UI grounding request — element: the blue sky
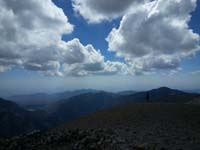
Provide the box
[0,0,200,96]
[54,0,123,62]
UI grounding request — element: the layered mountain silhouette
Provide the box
[122,87,199,103]
[0,87,199,138]
[49,92,121,122]
[8,89,102,110]
[48,87,199,122]
[117,90,137,96]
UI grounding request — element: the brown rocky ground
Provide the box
[1,103,200,150]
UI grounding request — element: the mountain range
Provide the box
[0,87,199,137]
[48,87,199,122]
[8,89,102,110]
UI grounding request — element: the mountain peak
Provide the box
[150,87,182,94]
[157,87,171,90]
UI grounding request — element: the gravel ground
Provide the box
[1,103,200,150]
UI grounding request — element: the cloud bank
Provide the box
[106,0,199,73]
[0,0,129,76]
[73,0,200,74]
[0,0,199,76]
[0,0,73,75]
[59,39,129,76]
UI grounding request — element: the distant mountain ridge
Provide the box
[49,92,121,122]
[8,89,103,110]
[117,90,137,95]
[1,87,199,137]
[48,87,200,122]
[8,87,199,111]
[123,87,199,103]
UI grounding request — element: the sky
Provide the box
[0,0,200,96]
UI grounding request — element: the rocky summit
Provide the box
[0,128,173,150]
[1,103,200,150]
[0,128,130,150]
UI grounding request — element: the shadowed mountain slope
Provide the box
[0,98,60,137]
[1,103,200,150]
[50,92,121,122]
[49,87,199,122]
[63,103,200,149]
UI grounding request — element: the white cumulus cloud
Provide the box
[1,0,199,76]
[0,0,73,75]
[106,0,200,73]
[59,39,129,76]
[0,0,129,76]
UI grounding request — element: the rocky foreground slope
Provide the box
[1,103,200,150]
